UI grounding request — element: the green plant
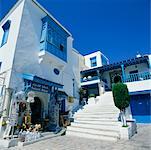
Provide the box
[112,83,130,110]
[68,96,74,103]
[112,82,130,126]
[1,120,7,126]
[122,125,129,127]
[89,94,95,98]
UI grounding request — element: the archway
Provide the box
[114,75,122,83]
[30,97,42,124]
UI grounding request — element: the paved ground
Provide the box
[1,124,151,150]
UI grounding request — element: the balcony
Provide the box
[124,72,151,83]
[40,16,70,63]
[124,72,151,93]
[81,76,99,82]
[81,76,100,86]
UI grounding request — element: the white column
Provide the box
[2,88,13,117]
[98,81,104,96]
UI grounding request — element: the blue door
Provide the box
[60,98,66,113]
[130,94,151,123]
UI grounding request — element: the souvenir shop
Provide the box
[3,74,67,142]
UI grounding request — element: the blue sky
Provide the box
[0,0,150,63]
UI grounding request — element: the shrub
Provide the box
[68,96,74,103]
[89,94,95,98]
[112,82,130,110]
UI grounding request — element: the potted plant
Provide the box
[68,96,74,103]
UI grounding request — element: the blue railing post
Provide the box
[121,64,126,82]
[125,71,151,82]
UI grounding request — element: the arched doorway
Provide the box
[30,97,42,124]
[114,75,122,83]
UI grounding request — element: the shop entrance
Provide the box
[30,97,42,124]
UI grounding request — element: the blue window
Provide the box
[40,16,69,62]
[90,56,97,67]
[1,20,11,47]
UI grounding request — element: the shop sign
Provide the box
[31,82,50,93]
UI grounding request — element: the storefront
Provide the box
[22,73,63,131]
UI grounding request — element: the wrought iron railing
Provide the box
[124,71,151,82]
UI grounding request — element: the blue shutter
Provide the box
[1,20,11,47]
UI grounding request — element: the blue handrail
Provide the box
[124,72,151,82]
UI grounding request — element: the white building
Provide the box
[0,0,150,141]
[81,51,151,123]
[0,0,82,134]
[84,50,109,69]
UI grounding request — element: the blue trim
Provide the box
[124,71,151,83]
[1,20,11,47]
[132,116,151,123]
[121,64,126,81]
[129,90,151,95]
[81,55,149,74]
[22,73,63,88]
[40,16,70,62]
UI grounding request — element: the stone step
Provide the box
[75,118,118,122]
[83,106,117,110]
[81,107,118,112]
[67,126,119,137]
[74,116,118,120]
[74,114,119,119]
[75,112,118,116]
[78,111,119,114]
[66,130,118,142]
[77,106,116,109]
[73,120,119,126]
[70,123,119,132]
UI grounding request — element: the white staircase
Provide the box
[66,92,121,141]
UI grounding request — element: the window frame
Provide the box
[1,20,11,47]
[90,56,97,67]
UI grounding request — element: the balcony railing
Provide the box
[124,71,151,83]
[81,76,99,83]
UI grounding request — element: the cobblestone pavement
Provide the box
[1,124,151,150]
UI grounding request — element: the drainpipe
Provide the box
[121,64,126,82]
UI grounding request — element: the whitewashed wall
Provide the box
[84,51,102,69]
[125,63,149,74]
[126,79,151,92]
[8,0,75,96]
[0,0,83,114]
[0,0,25,88]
